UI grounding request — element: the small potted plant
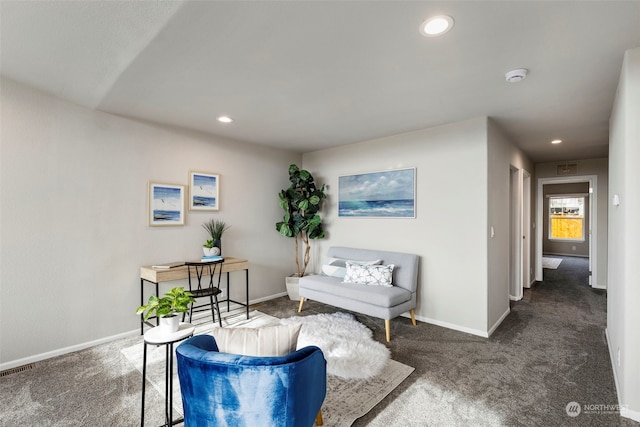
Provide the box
[202,218,230,256]
[136,287,196,333]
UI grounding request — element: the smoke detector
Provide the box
[505,68,528,83]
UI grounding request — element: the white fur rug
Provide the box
[281,312,390,379]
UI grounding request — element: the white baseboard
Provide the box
[605,329,640,422]
[488,307,511,337]
[411,313,490,338]
[605,328,620,400]
[407,306,509,339]
[605,329,625,419]
[621,407,640,423]
[0,293,289,372]
[0,329,139,372]
[543,252,589,258]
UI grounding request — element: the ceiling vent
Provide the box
[557,163,578,176]
[505,68,528,83]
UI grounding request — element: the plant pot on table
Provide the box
[159,315,180,333]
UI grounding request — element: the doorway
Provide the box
[536,175,597,287]
[522,171,532,288]
[509,167,531,300]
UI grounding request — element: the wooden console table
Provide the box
[140,257,249,334]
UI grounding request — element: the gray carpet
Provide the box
[1,255,637,426]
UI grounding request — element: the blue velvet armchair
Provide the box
[176,335,327,427]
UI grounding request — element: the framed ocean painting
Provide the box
[189,171,219,211]
[148,182,185,226]
[338,168,416,218]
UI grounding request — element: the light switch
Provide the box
[612,194,620,206]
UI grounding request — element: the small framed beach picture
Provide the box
[148,182,185,226]
[338,168,416,218]
[189,171,219,211]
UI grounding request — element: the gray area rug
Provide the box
[121,310,414,426]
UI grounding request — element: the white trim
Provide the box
[621,407,640,423]
[536,175,598,286]
[410,313,490,338]
[547,194,587,242]
[605,329,621,404]
[509,166,523,300]
[0,329,139,372]
[0,293,289,372]
[522,171,532,289]
[487,307,511,336]
[545,193,590,198]
[547,237,587,243]
[605,329,640,422]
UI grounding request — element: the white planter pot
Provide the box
[285,275,301,301]
[203,246,220,257]
[159,315,180,333]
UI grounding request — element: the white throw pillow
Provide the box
[210,323,302,356]
[343,262,395,287]
[321,256,382,279]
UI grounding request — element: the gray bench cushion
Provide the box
[299,275,411,307]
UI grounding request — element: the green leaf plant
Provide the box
[136,287,196,321]
[202,219,230,246]
[275,164,327,277]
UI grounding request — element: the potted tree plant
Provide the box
[275,164,327,300]
[202,218,230,256]
[136,287,196,333]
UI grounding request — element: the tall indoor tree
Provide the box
[276,164,327,277]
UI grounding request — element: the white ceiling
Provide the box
[2,1,639,163]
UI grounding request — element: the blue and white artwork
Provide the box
[190,171,219,211]
[149,183,184,226]
[339,168,415,218]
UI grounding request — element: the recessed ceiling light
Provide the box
[420,15,454,37]
[551,139,562,144]
[217,115,233,123]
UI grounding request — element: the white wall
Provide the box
[608,47,640,422]
[0,78,300,367]
[535,158,608,287]
[487,119,533,331]
[303,117,496,336]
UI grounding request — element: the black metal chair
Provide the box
[184,260,224,327]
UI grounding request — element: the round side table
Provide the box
[141,323,195,427]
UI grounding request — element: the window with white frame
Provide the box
[549,197,585,241]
